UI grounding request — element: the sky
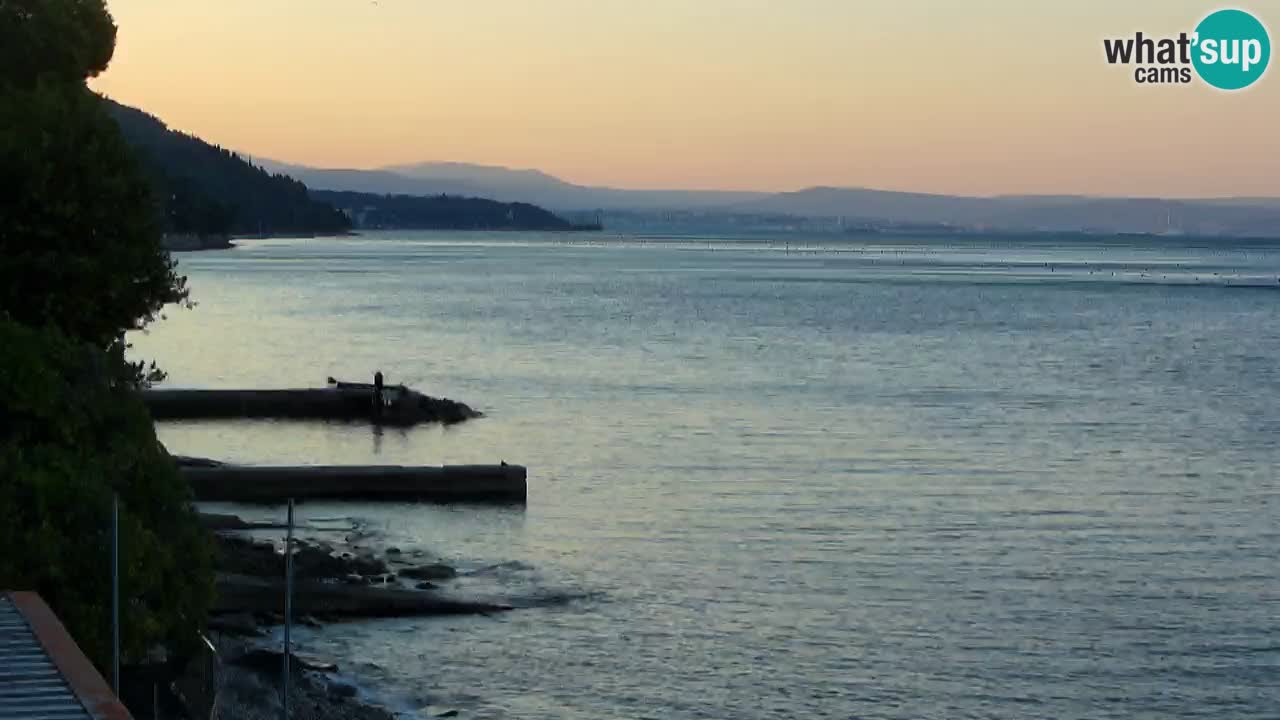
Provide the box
[91,0,1279,197]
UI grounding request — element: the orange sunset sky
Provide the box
[91,0,1279,197]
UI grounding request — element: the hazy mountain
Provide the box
[252,160,481,197]
[256,159,766,211]
[741,187,1280,236]
[255,158,1280,236]
[385,161,572,192]
[737,187,993,225]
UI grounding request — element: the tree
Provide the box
[0,1,187,348]
[0,321,213,667]
[0,0,116,85]
[0,0,212,671]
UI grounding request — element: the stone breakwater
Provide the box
[144,385,481,426]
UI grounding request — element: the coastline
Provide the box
[162,233,235,252]
[199,520,482,719]
[141,235,1280,719]
[163,231,366,253]
[210,632,400,720]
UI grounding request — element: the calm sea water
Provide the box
[131,232,1280,719]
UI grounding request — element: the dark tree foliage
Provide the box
[0,321,213,668]
[0,81,187,347]
[0,0,116,84]
[0,0,187,348]
[313,189,580,230]
[107,100,352,237]
[0,0,213,673]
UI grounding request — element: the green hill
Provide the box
[105,99,599,240]
[312,190,597,231]
[105,98,350,239]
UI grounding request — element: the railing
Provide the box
[171,633,222,720]
[110,495,294,719]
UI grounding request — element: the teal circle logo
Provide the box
[1192,9,1271,90]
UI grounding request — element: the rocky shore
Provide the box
[209,531,504,623]
[197,520,495,718]
[204,635,400,720]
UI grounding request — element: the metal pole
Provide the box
[112,494,120,695]
[282,499,294,720]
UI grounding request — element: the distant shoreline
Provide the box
[164,231,370,252]
[840,227,1280,244]
[161,233,234,252]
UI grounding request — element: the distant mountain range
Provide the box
[746,188,1280,237]
[256,159,767,211]
[259,158,1280,237]
[104,101,592,242]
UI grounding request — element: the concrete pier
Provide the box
[182,463,527,503]
[143,385,479,425]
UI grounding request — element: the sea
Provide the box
[129,231,1280,720]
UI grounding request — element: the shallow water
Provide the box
[133,232,1280,719]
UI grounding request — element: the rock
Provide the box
[414,581,437,591]
[295,653,338,672]
[344,574,368,585]
[399,564,457,581]
[349,553,391,577]
[293,542,338,572]
[328,679,358,699]
[230,648,337,675]
[434,710,460,718]
[216,535,336,579]
[208,612,263,637]
[198,512,285,531]
[213,636,397,720]
[386,547,402,555]
[417,394,482,424]
[214,573,511,617]
[213,534,286,577]
[214,534,390,582]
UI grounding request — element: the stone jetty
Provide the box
[143,382,479,425]
[182,463,527,503]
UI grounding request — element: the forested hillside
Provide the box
[106,99,350,237]
[312,190,596,231]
